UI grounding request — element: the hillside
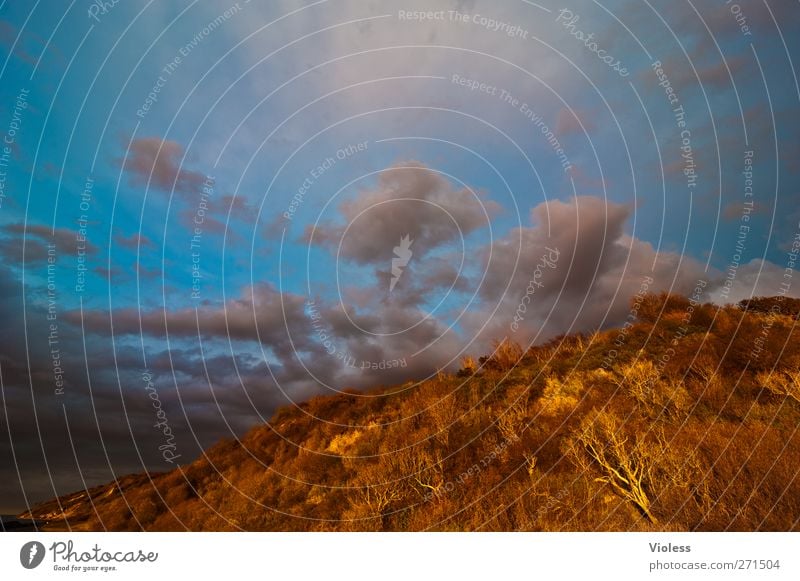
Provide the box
[21,294,800,531]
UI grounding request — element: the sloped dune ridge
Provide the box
[22,294,800,531]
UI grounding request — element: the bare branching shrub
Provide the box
[658,380,691,418]
[690,354,721,389]
[565,410,709,525]
[357,478,403,516]
[756,369,800,403]
[616,360,659,399]
[343,461,404,530]
[426,392,459,448]
[565,410,660,523]
[495,383,531,441]
[395,442,446,499]
[497,402,526,443]
[489,338,523,371]
[523,453,538,482]
[688,353,726,405]
[410,379,459,448]
[616,360,690,419]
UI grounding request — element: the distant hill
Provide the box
[22,294,800,531]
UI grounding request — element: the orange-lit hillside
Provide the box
[23,294,800,531]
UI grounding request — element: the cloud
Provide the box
[556,107,595,136]
[478,196,631,303]
[310,299,462,385]
[461,195,798,351]
[65,193,779,402]
[694,56,749,87]
[262,213,289,242]
[178,206,226,235]
[120,137,207,195]
[135,261,161,281]
[93,265,124,279]
[707,259,799,305]
[682,0,797,39]
[723,201,768,221]
[67,283,313,357]
[643,53,750,105]
[115,233,156,251]
[370,253,473,309]
[0,223,97,264]
[67,278,458,393]
[218,194,257,221]
[0,19,62,67]
[305,161,499,264]
[461,196,712,348]
[0,264,198,514]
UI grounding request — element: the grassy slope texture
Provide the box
[21,294,800,531]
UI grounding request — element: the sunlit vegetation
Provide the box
[24,294,800,531]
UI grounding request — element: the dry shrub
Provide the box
[488,338,524,371]
[410,380,459,448]
[458,354,478,376]
[428,394,459,448]
[537,373,584,416]
[636,292,692,323]
[394,440,447,500]
[688,351,725,404]
[496,383,531,441]
[341,460,403,531]
[327,429,364,455]
[756,368,800,404]
[616,360,690,419]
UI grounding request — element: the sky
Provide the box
[0,0,798,513]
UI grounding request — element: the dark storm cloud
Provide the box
[365,253,472,311]
[0,267,311,513]
[305,161,500,264]
[0,264,173,513]
[69,271,460,393]
[67,283,313,355]
[461,196,712,348]
[479,196,632,303]
[314,300,461,385]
